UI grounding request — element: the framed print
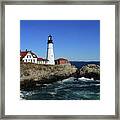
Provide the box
[0,0,120,119]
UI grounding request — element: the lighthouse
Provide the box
[46,35,55,65]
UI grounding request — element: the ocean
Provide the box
[20,77,100,100]
[70,61,100,68]
[20,61,100,100]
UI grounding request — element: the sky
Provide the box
[20,20,100,61]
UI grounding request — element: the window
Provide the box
[27,59,30,62]
[27,55,31,58]
[33,59,35,63]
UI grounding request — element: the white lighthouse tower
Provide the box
[46,35,55,65]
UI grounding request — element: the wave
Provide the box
[20,76,100,100]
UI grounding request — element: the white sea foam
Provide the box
[78,77,94,81]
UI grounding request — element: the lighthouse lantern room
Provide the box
[46,35,55,65]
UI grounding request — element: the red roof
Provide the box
[20,51,28,58]
[37,58,43,61]
[37,58,48,61]
[20,51,37,58]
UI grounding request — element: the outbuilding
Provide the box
[55,58,70,65]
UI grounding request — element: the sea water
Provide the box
[20,77,100,100]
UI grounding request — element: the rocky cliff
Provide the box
[75,64,100,80]
[20,63,100,90]
[20,62,77,90]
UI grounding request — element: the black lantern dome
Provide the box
[48,35,53,44]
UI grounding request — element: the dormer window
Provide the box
[27,55,31,58]
[33,55,36,57]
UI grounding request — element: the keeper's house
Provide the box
[55,58,70,65]
[20,50,46,64]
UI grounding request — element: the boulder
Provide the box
[75,64,100,80]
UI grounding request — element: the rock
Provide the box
[20,62,77,90]
[75,64,100,80]
[20,63,100,90]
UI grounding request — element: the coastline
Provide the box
[20,62,100,90]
